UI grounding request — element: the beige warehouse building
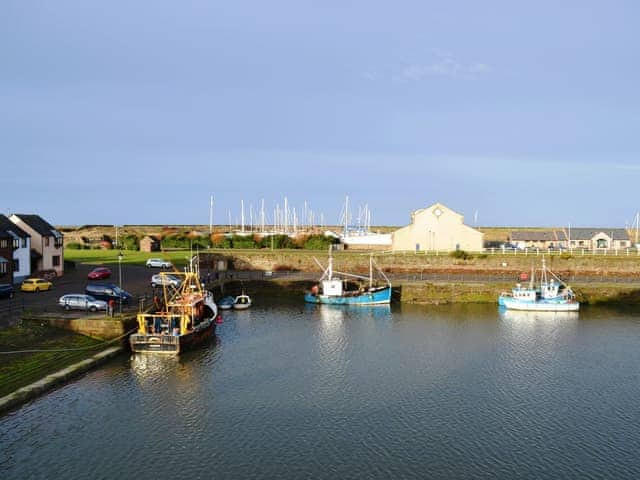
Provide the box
[392,202,484,252]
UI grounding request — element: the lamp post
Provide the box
[118,251,123,315]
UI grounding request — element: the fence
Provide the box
[384,247,640,257]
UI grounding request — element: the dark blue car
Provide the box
[0,284,15,299]
[85,283,132,304]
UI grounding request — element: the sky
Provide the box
[2,0,640,228]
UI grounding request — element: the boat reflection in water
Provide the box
[307,303,392,323]
[499,307,579,324]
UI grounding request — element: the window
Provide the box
[0,262,6,274]
[13,259,19,272]
[52,255,60,267]
[12,238,19,249]
[0,239,7,248]
[54,238,63,249]
[45,237,50,247]
[596,239,608,248]
[22,238,27,248]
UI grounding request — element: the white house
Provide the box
[10,214,64,277]
[0,214,31,283]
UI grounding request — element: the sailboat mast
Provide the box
[209,195,214,234]
[241,200,245,233]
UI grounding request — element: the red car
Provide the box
[88,267,112,280]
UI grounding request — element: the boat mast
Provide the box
[209,195,214,234]
[529,263,534,289]
[541,257,548,285]
[241,200,245,233]
[369,253,373,289]
[328,245,333,281]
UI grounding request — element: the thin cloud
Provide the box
[396,55,491,81]
[363,51,491,82]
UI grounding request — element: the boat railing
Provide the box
[130,334,179,345]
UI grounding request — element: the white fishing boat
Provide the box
[232,292,252,310]
[498,258,579,312]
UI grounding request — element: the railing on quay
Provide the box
[384,247,640,257]
[206,269,640,287]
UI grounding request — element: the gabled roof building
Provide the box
[0,214,31,283]
[10,214,64,277]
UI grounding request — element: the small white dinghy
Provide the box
[232,293,252,310]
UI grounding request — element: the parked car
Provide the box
[85,283,132,304]
[146,258,173,268]
[21,278,53,292]
[59,294,108,312]
[0,284,15,299]
[88,267,112,280]
[151,273,182,288]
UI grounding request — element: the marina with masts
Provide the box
[208,194,387,243]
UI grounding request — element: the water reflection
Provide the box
[498,308,580,324]
[4,305,640,480]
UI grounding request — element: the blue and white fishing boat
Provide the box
[304,250,392,305]
[498,258,579,312]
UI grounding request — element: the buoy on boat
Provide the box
[216,315,223,324]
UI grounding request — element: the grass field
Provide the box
[0,320,105,398]
[64,249,196,267]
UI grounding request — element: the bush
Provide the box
[450,250,472,260]
[120,234,139,251]
[302,234,338,250]
[162,233,209,250]
[66,242,82,250]
[211,234,233,248]
[231,235,258,249]
[259,234,296,249]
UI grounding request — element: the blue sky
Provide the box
[2,1,639,227]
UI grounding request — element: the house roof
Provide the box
[0,214,30,240]
[565,228,630,241]
[510,230,561,241]
[141,235,160,242]
[12,214,62,238]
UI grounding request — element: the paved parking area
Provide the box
[1,262,166,325]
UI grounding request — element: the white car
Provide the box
[145,258,172,269]
[59,294,108,312]
[151,273,182,288]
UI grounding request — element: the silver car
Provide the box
[151,273,182,288]
[146,258,172,268]
[59,294,108,312]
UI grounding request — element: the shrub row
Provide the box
[65,233,338,251]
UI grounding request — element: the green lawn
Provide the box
[64,249,197,267]
[0,320,105,397]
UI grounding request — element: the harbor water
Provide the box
[3,302,640,479]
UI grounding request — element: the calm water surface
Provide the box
[2,302,640,479]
